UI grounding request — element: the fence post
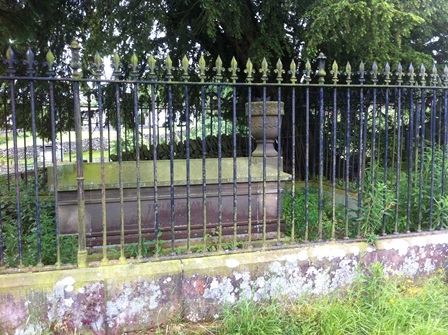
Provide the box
[70,41,87,268]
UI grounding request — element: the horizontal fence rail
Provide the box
[0,43,447,270]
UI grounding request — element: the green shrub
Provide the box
[282,187,333,242]
[358,145,448,237]
[0,174,77,267]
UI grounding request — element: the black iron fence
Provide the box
[1,43,447,270]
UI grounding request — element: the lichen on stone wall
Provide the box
[199,252,360,311]
[106,280,162,331]
[0,233,447,333]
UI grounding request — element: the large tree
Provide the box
[2,0,447,77]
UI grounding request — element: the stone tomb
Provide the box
[47,158,291,246]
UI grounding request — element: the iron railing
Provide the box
[0,43,447,270]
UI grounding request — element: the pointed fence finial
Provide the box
[5,46,17,74]
[289,59,297,84]
[24,48,36,76]
[112,52,122,78]
[45,49,56,77]
[92,51,103,78]
[129,52,139,78]
[182,55,190,81]
[431,62,438,86]
[384,62,391,85]
[345,61,352,85]
[358,61,365,84]
[371,61,378,84]
[148,55,157,79]
[419,63,427,86]
[165,55,173,81]
[304,60,312,83]
[331,60,339,84]
[396,62,403,85]
[214,55,224,82]
[229,56,238,83]
[408,63,416,85]
[260,57,269,83]
[199,55,207,82]
[245,58,254,82]
[443,65,448,87]
[275,58,284,83]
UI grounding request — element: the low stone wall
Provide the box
[0,232,447,334]
[0,138,108,160]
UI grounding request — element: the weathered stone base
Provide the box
[1,232,447,334]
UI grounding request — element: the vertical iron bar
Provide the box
[88,94,93,162]
[29,75,42,266]
[107,118,111,161]
[22,99,27,185]
[47,61,60,266]
[391,105,397,176]
[357,86,365,238]
[3,91,10,191]
[443,88,448,198]
[140,106,144,150]
[442,88,448,230]
[217,85,223,250]
[429,88,437,231]
[247,88,253,249]
[406,90,414,233]
[68,125,72,162]
[414,96,420,174]
[382,88,390,234]
[96,80,107,265]
[185,85,191,253]
[262,88,267,247]
[276,89,282,244]
[115,82,125,263]
[147,105,152,150]
[395,88,402,234]
[331,87,337,240]
[318,86,324,241]
[201,85,207,252]
[70,41,87,268]
[0,91,3,266]
[232,85,238,249]
[305,86,310,242]
[418,89,426,232]
[133,81,142,258]
[438,96,442,146]
[151,83,159,256]
[10,75,22,266]
[371,89,377,186]
[58,104,63,162]
[41,124,45,172]
[168,83,175,254]
[345,88,351,239]
[291,87,296,243]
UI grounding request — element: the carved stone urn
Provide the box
[245,101,284,157]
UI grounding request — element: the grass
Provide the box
[150,264,448,335]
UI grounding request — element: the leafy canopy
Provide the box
[1,0,447,75]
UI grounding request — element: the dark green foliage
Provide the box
[359,145,448,238]
[0,174,77,267]
[110,134,254,161]
[282,187,334,242]
[283,146,448,243]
